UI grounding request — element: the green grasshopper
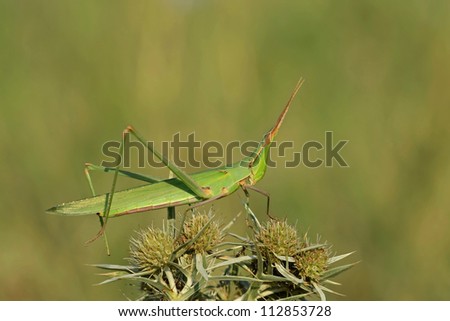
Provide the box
[47,78,304,250]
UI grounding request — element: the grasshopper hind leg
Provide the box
[83,163,111,255]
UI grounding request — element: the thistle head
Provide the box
[255,219,300,258]
[128,226,175,274]
[178,212,223,253]
[295,246,329,282]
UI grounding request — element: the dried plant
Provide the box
[93,206,356,300]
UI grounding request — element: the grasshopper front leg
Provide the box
[241,184,274,219]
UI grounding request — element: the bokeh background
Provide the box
[1,0,449,300]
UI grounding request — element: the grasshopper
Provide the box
[47,79,304,251]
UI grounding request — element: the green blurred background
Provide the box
[1,0,449,300]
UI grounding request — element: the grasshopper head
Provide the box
[245,78,304,183]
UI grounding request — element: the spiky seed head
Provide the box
[129,226,175,274]
[256,219,300,258]
[179,212,222,253]
[295,247,329,282]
